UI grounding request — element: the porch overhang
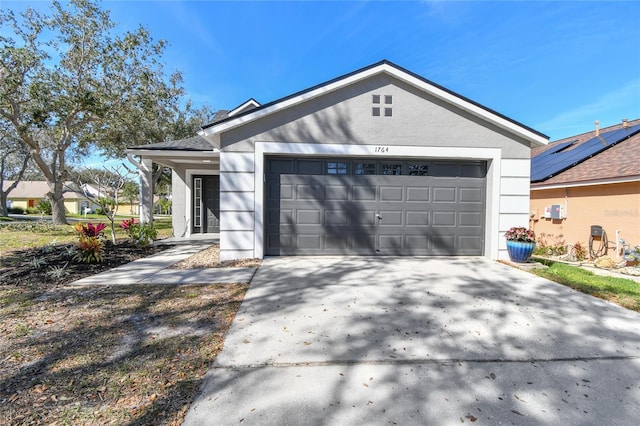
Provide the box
[126,149,220,169]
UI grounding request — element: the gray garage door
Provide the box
[265,157,486,256]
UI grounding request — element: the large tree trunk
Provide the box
[47,180,67,225]
[0,191,8,217]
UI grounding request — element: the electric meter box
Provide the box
[550,204,561,219]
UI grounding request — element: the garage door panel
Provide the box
[325,234,349,250]
[406,211,429,226]
[297,210,321,225]
[297,234,321,250]
[459,211,482,227]
[406,186,430,202]
[379,235,403,250]
[459,187,483,203]
[296,184,323,200]
[430,233,457,255]
[459,236,484,253]
[353,185,376,200]
[278,184,293,200]
[325,210,349,225]
[325,185,349,200]
[380,186,403,201]
[379,210,403,226]
[351,233,377,250]
[432,211,456,226]
[433,187,457,202]
[266,157,485,256]
[406,234,430,250]
[351,210,377,226]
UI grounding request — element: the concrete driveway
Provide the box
[184,257,640,425]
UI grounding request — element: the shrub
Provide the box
[8,206,25,214]
[569,241,588,261]
[534,232,567,256]
[36,199,52,215]
[26,207,39,214]
[120,217,157,246]
[74,222,107,263]
[74,236,105,263]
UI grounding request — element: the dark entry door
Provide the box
[193,175,220,233]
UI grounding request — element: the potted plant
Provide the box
[505,226,536,263]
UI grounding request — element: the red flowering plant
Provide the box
[120,217,136,231]
[120,217,157,246]
[504,227,536,243]
[73,222,107,263]
[75,222,107,238]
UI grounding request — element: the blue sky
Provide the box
[5,0,640,145]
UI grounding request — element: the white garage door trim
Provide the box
[254,142,502,259]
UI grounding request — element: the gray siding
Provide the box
[220,74,531,159]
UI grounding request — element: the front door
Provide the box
[192,175,220,233]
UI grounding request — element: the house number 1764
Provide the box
[374,146,389,153]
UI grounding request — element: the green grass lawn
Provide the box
[0,216,173,253]
[530,258,640,312]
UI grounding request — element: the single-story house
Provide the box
[128,60,548,261]
[1,180,142,215]
[2,181,101,214]
[530,118,640,249]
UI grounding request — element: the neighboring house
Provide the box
[128,60,548,261]
[2,181,100,214]
[530,119,640,249]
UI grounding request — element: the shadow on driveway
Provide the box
[184,257,640,425]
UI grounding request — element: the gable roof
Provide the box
[200,60,549,147]
[531,118,640,188]
[2,181,88,199]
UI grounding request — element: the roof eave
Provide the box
[531,175,640,190]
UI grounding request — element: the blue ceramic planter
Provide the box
[506,241,536,263]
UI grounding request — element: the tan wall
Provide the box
[64,200,79,214]
[9,200,29,210]
[530,182,640,248]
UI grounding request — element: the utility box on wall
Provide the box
[550,204,562,219]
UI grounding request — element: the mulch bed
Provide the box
[0,240,172,289]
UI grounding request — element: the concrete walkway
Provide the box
[184,256,640,425]
[70,235,256,285]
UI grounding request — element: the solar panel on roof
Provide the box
[530,123,640,182]
[599,123,640,145]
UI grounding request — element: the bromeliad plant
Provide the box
[74,222,107,263]
[120,217,157,246]
[505,226,536,243]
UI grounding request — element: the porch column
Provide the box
[139,158,154,223]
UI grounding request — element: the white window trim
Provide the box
[254,142,502,259]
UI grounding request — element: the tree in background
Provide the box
[0,0,185,224]
[0,119,31,216]
[85,165,133,243]
[121,181,139,215]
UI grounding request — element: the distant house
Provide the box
[530,119,640,249]
[3,181,101,214]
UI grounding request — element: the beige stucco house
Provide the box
[530,119,640,253]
